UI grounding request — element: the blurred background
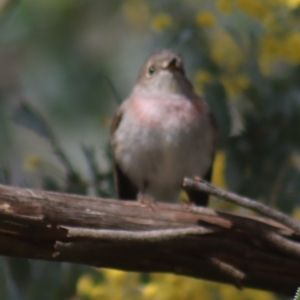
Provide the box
[0,0,300,299]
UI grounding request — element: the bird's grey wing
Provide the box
[111,108,138,200]
[185,111,217,206]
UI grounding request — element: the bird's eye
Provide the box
[148,66,155,75]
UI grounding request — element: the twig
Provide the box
[64,226,214,241]
[183,177,300,233]
[209,257,245,288]
[263,231,300,258]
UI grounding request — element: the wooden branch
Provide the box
[0,183,299,296]
[183,177,300,233]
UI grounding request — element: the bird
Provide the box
[111,49,216,206]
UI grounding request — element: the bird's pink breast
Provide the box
[129,96,203,129]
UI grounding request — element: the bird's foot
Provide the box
[193,175,201,181]
[137,193,156,211]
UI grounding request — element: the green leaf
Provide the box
[81,144,114,197]
[12,102,52,140]
[12,102,77,175]
[294,287,300,300]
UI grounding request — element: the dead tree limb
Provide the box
[0,183,299,296]
[184,177,300,233]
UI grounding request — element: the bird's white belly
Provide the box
[113,110,213,202]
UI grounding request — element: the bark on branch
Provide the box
[0,182,299,296]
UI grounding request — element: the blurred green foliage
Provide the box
[0,0,300,299]
[294,287,300,300]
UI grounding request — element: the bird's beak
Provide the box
[163,58,180,73]
[166,58,178,72]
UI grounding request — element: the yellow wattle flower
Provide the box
[237,0,268,20]
[209,31,245,72]
[121,0,150,30]
[195,70,214,84]
[76,275,93,296]
[283,32,300,64]
[23,154,42,173]
[212,151,226,188]
[194,70,214,96]
[216,0,232,15]
[151,13,172,32]
[195,11,216,27]
[286,0,300,8]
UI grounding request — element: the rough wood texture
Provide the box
[0,183,299,296]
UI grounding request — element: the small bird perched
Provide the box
[111,49,216,206]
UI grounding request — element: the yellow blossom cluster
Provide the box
[23,154,64,180]
[259,32,300,75]
[23,154,43,173]
[236,0,268,20]
[195,11,216,27]
[76,269,278,300]
[194,70,214,95]
[286,0,300,8]
[209,31,245,73]
[221,74,250,97]
[151,13,172,32]
[121,0,150,30]
[212,151,227,188]
[191,1,300,82]
[216,0,232,15]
